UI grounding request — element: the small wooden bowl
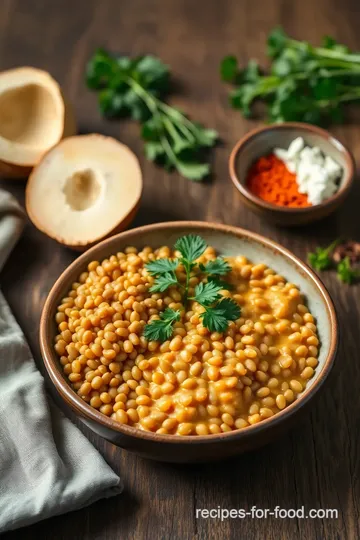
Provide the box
[229,122,355,226]
[40,222,338,462]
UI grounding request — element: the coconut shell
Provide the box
[0,68,76,179]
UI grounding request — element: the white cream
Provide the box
[274,137,342,205]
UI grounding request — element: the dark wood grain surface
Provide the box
[1,1,359,538]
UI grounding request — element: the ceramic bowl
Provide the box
[229,122,355,226]
[40,222,338,462]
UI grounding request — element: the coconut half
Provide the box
[26,134,143,249]
[0,67,75,178]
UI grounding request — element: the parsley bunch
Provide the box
[143,234,240,341]
[308,240,360,284]
[86,49,218,181]
[221,27,360,125]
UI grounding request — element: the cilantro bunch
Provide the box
[86,49,217,181]
[221,27,360,125]
[143,234,240,341]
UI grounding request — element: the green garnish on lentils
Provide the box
[221,27,360,125]
[86,49,218,181]
[143,234,240,341]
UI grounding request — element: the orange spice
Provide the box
[246,154,310,208]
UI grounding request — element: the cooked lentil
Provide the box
[54,245,320,436]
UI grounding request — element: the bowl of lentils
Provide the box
[40,221,338,462]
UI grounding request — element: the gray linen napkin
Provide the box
[0,190,122,533]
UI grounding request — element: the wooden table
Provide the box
[1,0,359,538]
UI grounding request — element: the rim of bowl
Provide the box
[40,221,338,445]
[229,122,355,214]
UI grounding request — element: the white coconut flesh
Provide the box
[0,67,64,166]
[26,135,143,246]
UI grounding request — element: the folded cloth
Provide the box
[0,190,122,533]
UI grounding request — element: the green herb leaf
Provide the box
[220,55,238,82]
[194,127,218,147]
[123,91,150,121]
[174,234,207,262]
[86,48,115,89]
[308,240,339,271]
[144,141,165,161]
[243,60,261,83]
[149,272,179,292]
[200,298,241,333]
[134,55,169,96]
[311,77,338,101]
[207,275,234,291]
[322,35,350,54]
[216,297,241,320]
[222,28,360,125]
[322,36,337,49]
[308,249,333,271]
[336,256,360,284]
[146,258,179,275]
[200,258,232,276]
[146,257,180,293]
[267,27,288,58]
[193,281,223,306]
[87,50,217,181]
[143,308,181,341]
[141,116,163,141]
[176,161,210,181]
[98,89,121,116]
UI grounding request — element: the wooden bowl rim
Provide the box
[229,121,355,214]
[40,220,338,445]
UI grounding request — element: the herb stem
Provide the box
[313,47,360,65]
[128,83,196,143]
[126,78,180,167]
[317,60,360,70]
[286,38,360,63]
[162,116,184,146]
[182,261,191,308]
[324,239,341,255]
[158,102,197,142]
[259,68,360,90]
[125,76,158,111]
[158,128,180,167]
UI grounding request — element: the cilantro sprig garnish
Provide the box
[336,257,360,284]
[142,308,181,341]
[86,49,217,181]
[308,240,339,271]
[199,258,232,275]
[200,298,241,333]
[143,234,240,341]
[221,27,360,125]
[191,280,223,305]
[308,240,360,284]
